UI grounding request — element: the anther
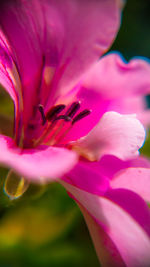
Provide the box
[54,115,72,122]
[46,104,66,121]
[65,101,80,118]
[72,109,91,125]
[38,104,46,125]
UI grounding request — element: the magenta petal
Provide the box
[138,110,150,128]
[95,155,130,179]
[62,87,111,142]
[75,111,145,161]
[61,181,150,267]
[105,188,150,236]
[111,167,150,203]
[0,1,44,126]
[44,0,121,102]
[0,30,20,105]
[0,135,78,181]
[0,33,24,139]
[82,53,150,99]
[0,0,121,97]
[80,205,126,267]
[63,160,109,195]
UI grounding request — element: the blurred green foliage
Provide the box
[0,0,150,266]
[112,0,150,59]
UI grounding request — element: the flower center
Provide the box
[33,101,91,147]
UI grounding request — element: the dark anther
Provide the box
[72,109,91,125]
[38,104,46,125]
[65,101,80,118]
[54,115,72,122]
[46,104,66,121]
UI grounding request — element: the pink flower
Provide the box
[0,1,150,266]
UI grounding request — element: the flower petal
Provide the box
[62,87,111,142]
[82,53,150,99]
[0,1,44,127]
[0,0,121,103]
[138,110,150,128]
[61,181,150,267]
[105,189,150,236]
[79,204,126,267]
[0,135,78,181]
[75,111,145,161]
[48,0,121,100]
[0,29,21,105]
[62,53,150,142]
[111,167,150,203]
[63,160,109,195]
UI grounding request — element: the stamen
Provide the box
[65,101,80,118]
[72,109,91,125]
[54,109,91,145]
[34,102,91,147]
[54,115,72,122]
[38,104,46,125]
[46,104,66,121]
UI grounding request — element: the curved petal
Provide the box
[0,1,44,127]
[0,31,24,141]
[138,110,150,128]
[63,160,109,195]
[63,155,150,195]
[61,181,150,267]
[0,0,121,104]
[74,111,145,161]
[59,53,150,142]
[62,87,111,142]
[105,189,150,236]
[0,135,78,181]
[79,204,126,267]
[111,167,150,203]
[0,28,22,105]
[0,37,16,102]
[44,0,121,102]
[82,53,150,99]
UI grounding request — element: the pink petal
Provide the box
[61,53,150,142]
[0,36,15,101]
[105,189,150,236]
[63,89,111,142]
[63,155,149,195]
[94,155,130,179]
[111,167,150,203]
[61,181,150,267]
[75,111,145,161]
[0,32,24,140]
[0,1,44,127]
[0,0,121,104]
[0,29,23,105]
[62,53,150,142]
[0,135,78,181]
[63,160,109,195]
[82,53,150,99]
[80,204,126,267]
[138,110,150,128]
[44,0,121,102]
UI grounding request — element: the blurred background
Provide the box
[0,0,150,266]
